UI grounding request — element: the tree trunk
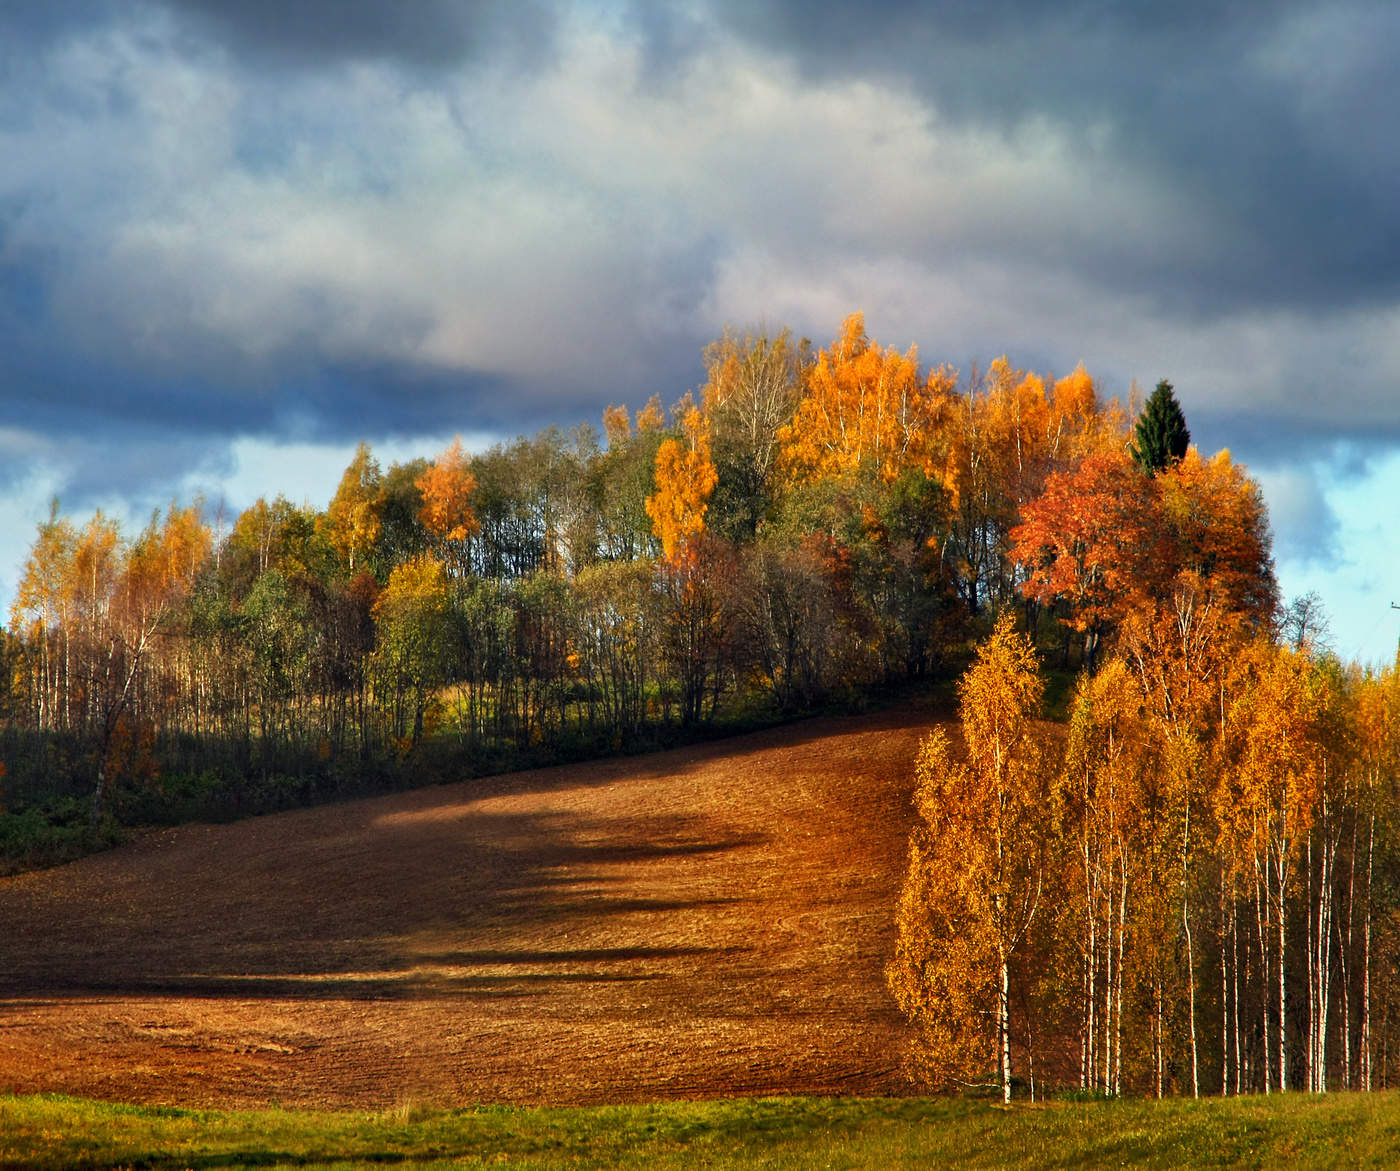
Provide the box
[1182,795,1199,1098]
[1342,814,1356,1089]
[1278,843,1289,1094]
[1255,851,1272,1094]
[1363,810,1375,1091]
[1000,953,1012,1104]
[1306,835,1316,1092]
[1232,896,1243,1095]
[1221,870,1231,1096]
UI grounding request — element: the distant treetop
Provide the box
[1130,379,1191,474]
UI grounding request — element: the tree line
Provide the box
[2,313,1273,863]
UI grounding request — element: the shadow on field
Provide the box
[1,943,753,1003]
[458,701,931,803]
[0,802,763,1002]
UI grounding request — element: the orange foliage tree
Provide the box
[1011,450,1158,666]
[1214,640,1325,1093]
[780,312,955,486]
[889,613,1056,1102]
[645,403,719,559]
[1158,448,1277,625]
[416,437,480,577]
[1061,657,1156,1096]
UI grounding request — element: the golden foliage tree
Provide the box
[1158,448,1277,625]
[645,404,719,559]
[890,613,1054,1102]
[1061,656,1155,1095]
[371,554,452,749]
[780,312,955,486]
[325,442,384,574]
[1215,640,1325,1093]
[416,437,480,577]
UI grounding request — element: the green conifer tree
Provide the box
[1129,379,1191,474]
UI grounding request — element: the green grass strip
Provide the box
[3,1091,1400,1169]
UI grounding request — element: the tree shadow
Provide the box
[0,805,763,1002]
[451,701,931,802]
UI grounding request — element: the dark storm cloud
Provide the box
[1,0,560,71]
[0,2,111,45]
[164,0,561,71]
[699,0,1400,317]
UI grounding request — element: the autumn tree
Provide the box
[645,401,718,559]
[941,357,1060,617]
[1061,657,1156,1095]
[225,495,328,592]
[416,437,480,578]
[9,502,77,729]
[1215,641,1325,1092]
[1011,450,1158,667]
[1157,448,1277,625]
[86,503,212,827]
[1120,576,1238,1096]
[371,554,453,749]
[324,442,384,575]
[780,312,955,487]
[1348,664,1400,1090]
[889,613,1055,1102]
[702,327,804,541]
[1049,364,1130,466]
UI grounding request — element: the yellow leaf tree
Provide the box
[1061,656,1155,1096]
[325,442,384,575]
[1158,448,1277,625]
[371,554,452,749]
[416,437,480,578]
[889,612,1055,1102]
[780,312,955,487]
[645,404,718,559]
[1215,640,1324,1093]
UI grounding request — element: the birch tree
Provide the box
[889,613,1055,1102]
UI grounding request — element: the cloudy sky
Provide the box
[3,1,1399,661]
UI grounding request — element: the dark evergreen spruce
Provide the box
[1130,378,1191,474]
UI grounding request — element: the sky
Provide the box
[3,1,1399,663]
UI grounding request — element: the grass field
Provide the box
[4,1090,1400,1169]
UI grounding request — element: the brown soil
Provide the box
[0,706,934,1108]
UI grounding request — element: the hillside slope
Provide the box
[0,707,931,1108]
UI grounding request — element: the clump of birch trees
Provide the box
[891,590,1400,1100]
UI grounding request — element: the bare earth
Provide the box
[0,707,931,1108]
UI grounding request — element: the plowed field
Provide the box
[0,707,934,1108]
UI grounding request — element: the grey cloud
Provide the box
[695,0,1400,318]
[6,0,1400,511]
[0,1,561,74]
[162,0,560,70]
